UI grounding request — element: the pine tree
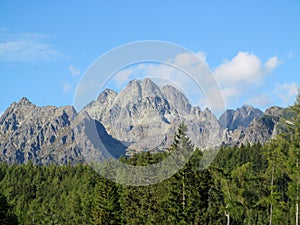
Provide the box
[287,88,300,225]
[264,137,289,224]
[164,122,196,223]
[91,176,121,225]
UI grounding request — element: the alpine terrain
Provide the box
[0,78,292,164]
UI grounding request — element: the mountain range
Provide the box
[0,78,293,164]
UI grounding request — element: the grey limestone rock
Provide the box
[0,79,287,164]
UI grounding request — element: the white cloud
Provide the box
[215,52,265,84]
[135,63,201,103]
[168,51,207,67]
[117,52,218,111]
[214,52,281,107]
[196,51,207,63]
[105,50,282,112]
[112,69,133,87]
[108,51,208,93]
[221,87,239,103]
[69,65,80,77]
[273,82,299,105]
[265,56,280,72]
[0,29,60,62]
[0,111,4,117]
[153,51,282,110]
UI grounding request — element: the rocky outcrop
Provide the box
[83,78,224,152]
[0,97,83,164]
[73,111,127,162]
[221,106,294,146]
[0,79,290,164]
[219,105,263,131]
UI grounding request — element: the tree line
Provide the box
[0,91,299,224]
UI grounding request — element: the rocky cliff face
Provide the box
[220,105,296,146]
[0,98,82,164]
[219,105,263,131]
[82,78,224,153]
[0,97,127,164]
[0,78,288,164]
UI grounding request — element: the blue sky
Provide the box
[1,1,299,116]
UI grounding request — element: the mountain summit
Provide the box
[219,105,263,131]
[0,78,283,164]
[83,78,224,153]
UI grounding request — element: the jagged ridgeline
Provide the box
[0,78,293,164]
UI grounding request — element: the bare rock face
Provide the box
[0,79,289,164]
[84,88,117,123]
[225,117,277,146]
[0,96,128,165]
[0,98,82,164]
[162,85,192,115]
[72,112,127,162]
[222,106,290,146]
[83,78,224,153]
[219,105,263,131]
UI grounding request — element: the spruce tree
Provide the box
[164,122,195,223]
[91,176,121,225]
[287,88,300,225]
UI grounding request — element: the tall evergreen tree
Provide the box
[164,122,197,223]
[287,88,300,225]
[264,137,289,224]
[91,176,121,225]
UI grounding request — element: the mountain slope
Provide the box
[219,105,263,131]
[0,98,126,164]
[0,78,288,164]
[82,78,224,152]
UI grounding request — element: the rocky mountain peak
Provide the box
[113,78,167,108]
[82,78,224,151]
[219,105,263,131]
[264,106,284,117]
[142,77,155,86]
[115,79,142,105]
[0,78,285,165]
[141,78,164,98]
[6,97,37,113]
[162,85,192,115]
[0,97,38,130]
[96,88,117,103]
[127,79,142,88]
[18,97,33,106]
[240,105,262,115]
[56,106,78,123]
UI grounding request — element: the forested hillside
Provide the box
[0,93,299,224]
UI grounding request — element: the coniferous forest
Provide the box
[0,94,299,225]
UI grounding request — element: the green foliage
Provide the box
[91,177,120,225]
[0,192,18,225]
[0,111,300,224]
